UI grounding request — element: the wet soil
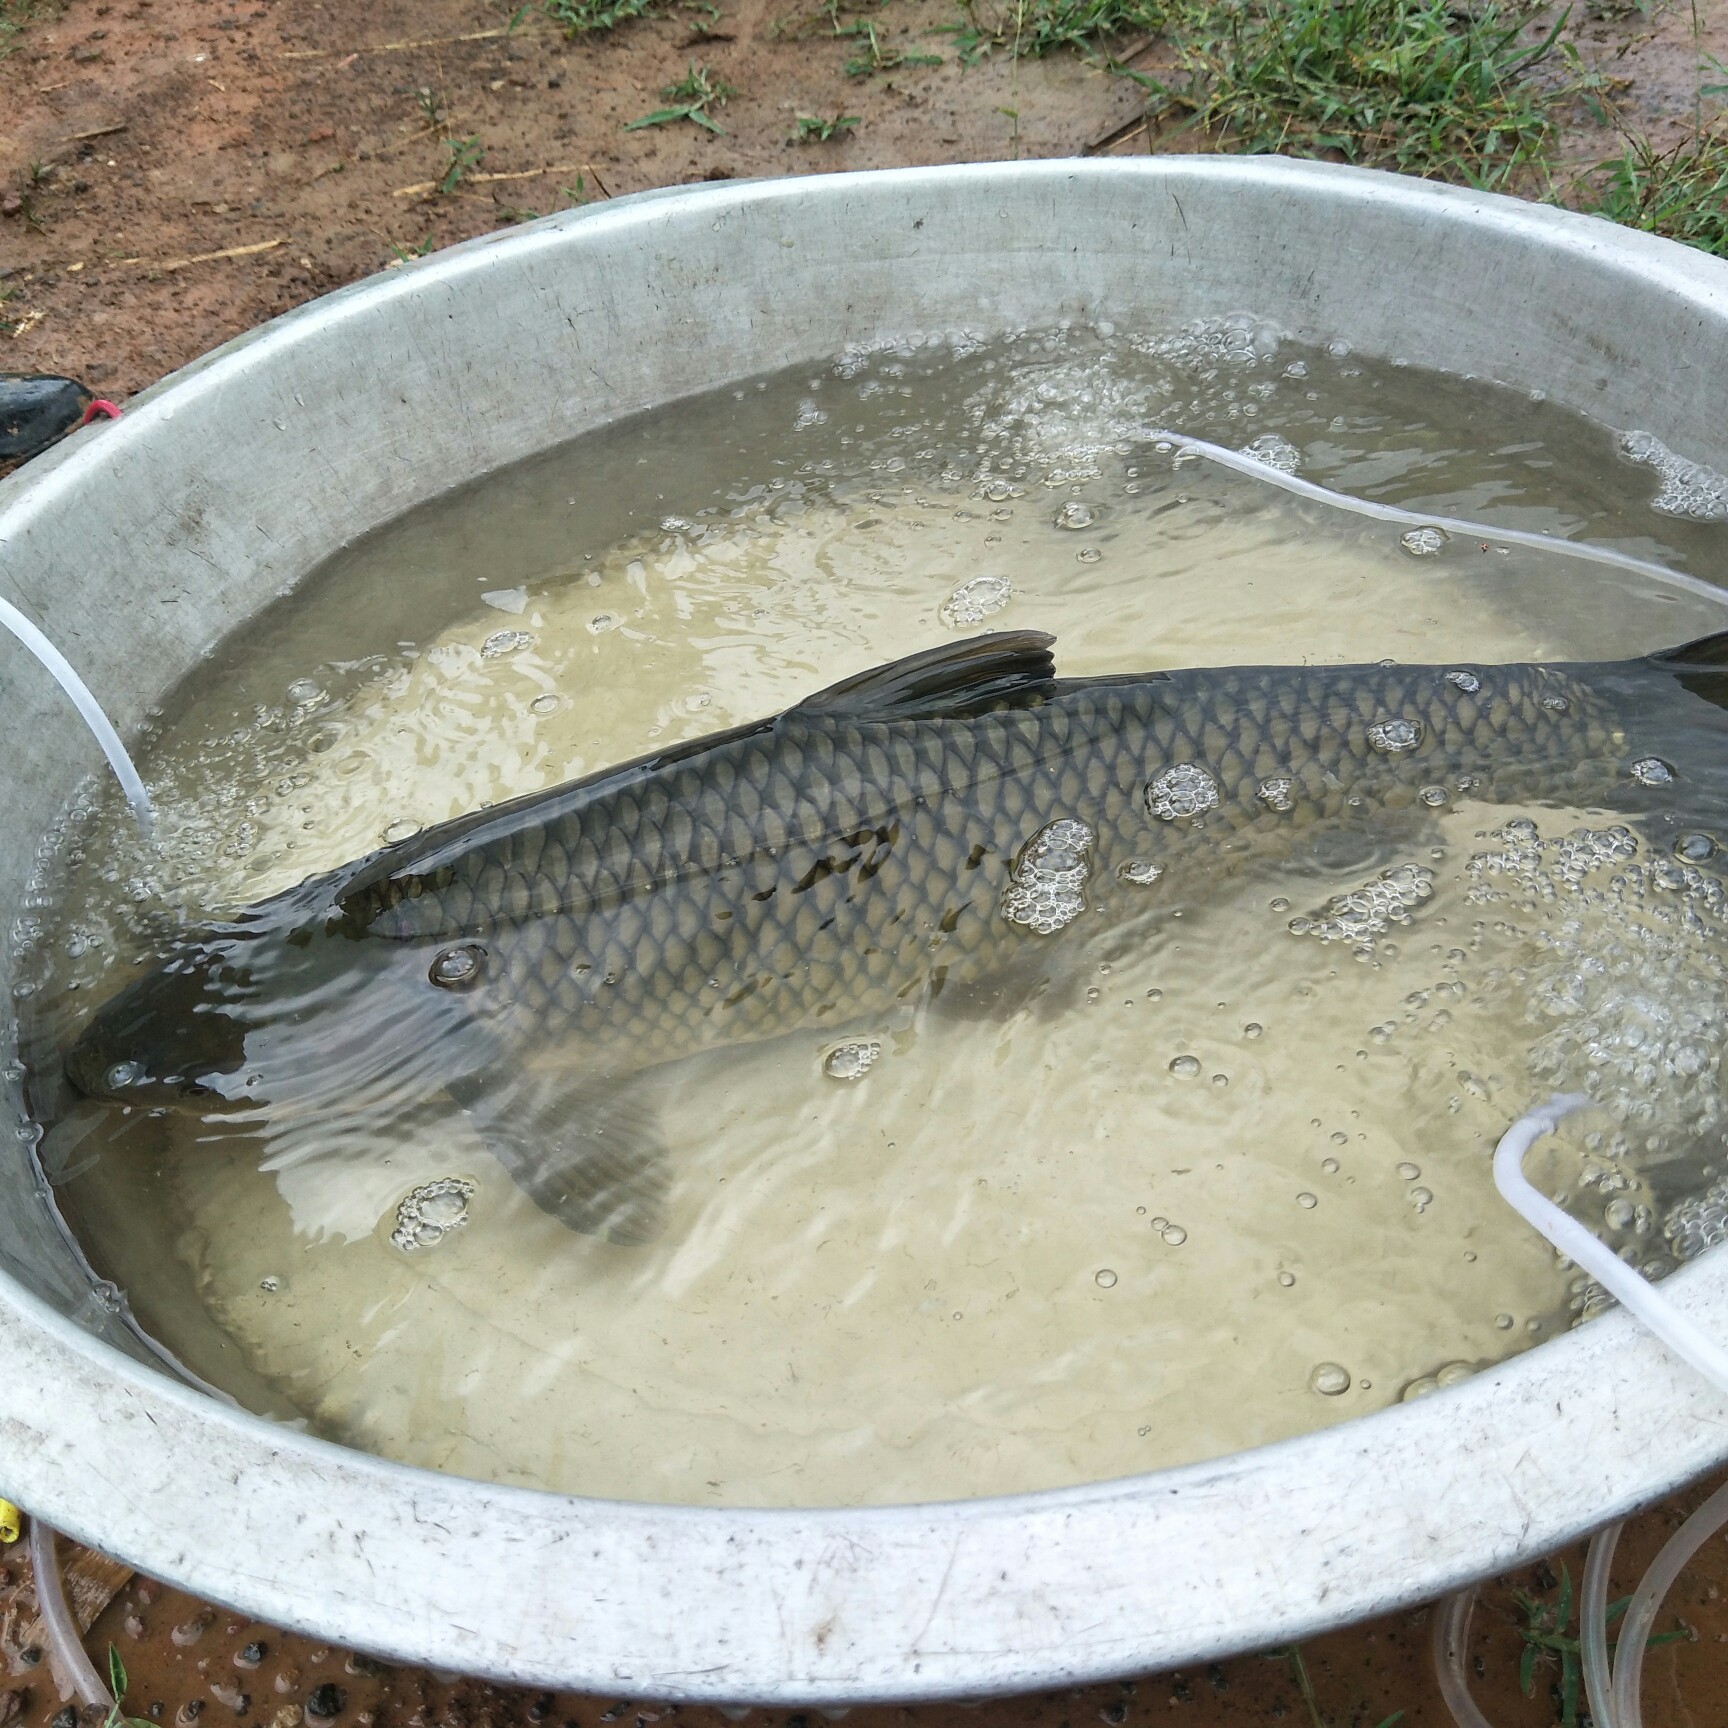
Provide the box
[7,0,1728,1723]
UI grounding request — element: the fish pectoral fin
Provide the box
[787,630,1057,722]
[448,1067,668,1245]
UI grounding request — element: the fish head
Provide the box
[64,921,263,1107]
[63,891,490,1115]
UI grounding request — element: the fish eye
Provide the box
[105,1061,144,1090]
[429,944,487,990]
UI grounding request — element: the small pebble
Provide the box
[208,1684,248,1715]
[124,1614,146,1639]
[306,1684,346,1723]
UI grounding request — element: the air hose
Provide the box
[1434,1096,1728,1728]
[26,1513,114,1709]
[0,593,152,836]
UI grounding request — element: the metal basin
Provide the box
[5,158,1728,1702]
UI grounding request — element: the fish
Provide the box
[62,626,1728,1243]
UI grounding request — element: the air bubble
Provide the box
[1243,1022,1263,1039]
[1239,433,1300,475]
[822,1040,881,1080]
[1495,1313,1514,1330]
[258,1276,282,1294]
[429,944,486,989]
[1146,762,1219,821]
[1540,693,1569,713]
[1256,776,1295,813]
[1445,670,1481,694]
[588,613,620,634]
[1397,1162,1421,1180]
[481,629,534,658]
[1119,858,1164,886]
[1401,527,1447,557]
[1367,717,1422,754]
[1001,818,1095,935]
[1094,1268,1118,1288]
[1292,863,1434,947]
[1410,1186,1434,1213]
[286,677,325,704]
[1321,1157,1340,1174]
[1054,501,1094,529]
[1675,832,1716,862]
[1419,785,1448,807]
[939,574,1013,628]
[1075,547,1102,564]
[530,693,561,716]
[1278,1271,1296,1287]
[1161,1223,1187,1246]
[390,1178,476,1253]
[1620,430,1728,521]
[1308,1362,1350,1396]
[1630,756,1675,787]
[1168,1054,1201,1078]
[1296,1191,1318,1209]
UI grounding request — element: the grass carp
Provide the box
[64,626,1728,1242]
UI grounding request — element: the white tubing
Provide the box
[1158,433,1718,600]
[1582,1521,1623,1728]
[1432,1590,1497,1728]
[1491,1097,1728,1728]
[1493,1094,1728,1391]
[1611,1478,1728,1728]
[0,593,153,836]
[26,1514,113,1709]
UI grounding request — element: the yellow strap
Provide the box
[0,1499,20,1545]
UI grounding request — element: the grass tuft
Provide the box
[1133,0,1574,189]
[0,0,58,58]
[543,0,666,35]
[624,60,736,131]
[950,0,1166,61]
[1579,120,1728,257]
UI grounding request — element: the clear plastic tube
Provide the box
[1611,1477,1728,1728]
[1490,1098,1728,1728]
[1432,1589,1497,1728]
[0,592,153,836]
[1492,1094,1728,1391]
[1155,433,1715,599]
[1581,1521,1623,1728]
[25,1513,113,1709]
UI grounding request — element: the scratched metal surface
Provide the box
[1,159,1727,1699]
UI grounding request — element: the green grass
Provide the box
[0,0,58,58]
[543,0,666,34]
[625,60,736,131]
[1131,0,1576,190]
[793,110,861,140]
[1578,120,1728,256]
[948,0,1166,61]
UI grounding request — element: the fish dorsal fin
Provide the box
[789,631,1056,723]
[1652,628,1728,669]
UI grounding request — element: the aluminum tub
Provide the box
[4,158,1728,1702]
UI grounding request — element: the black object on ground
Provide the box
[0,374,98,463]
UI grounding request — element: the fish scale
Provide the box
[341,643,1638,1068]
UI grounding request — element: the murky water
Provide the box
[18,321,1728,1505]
